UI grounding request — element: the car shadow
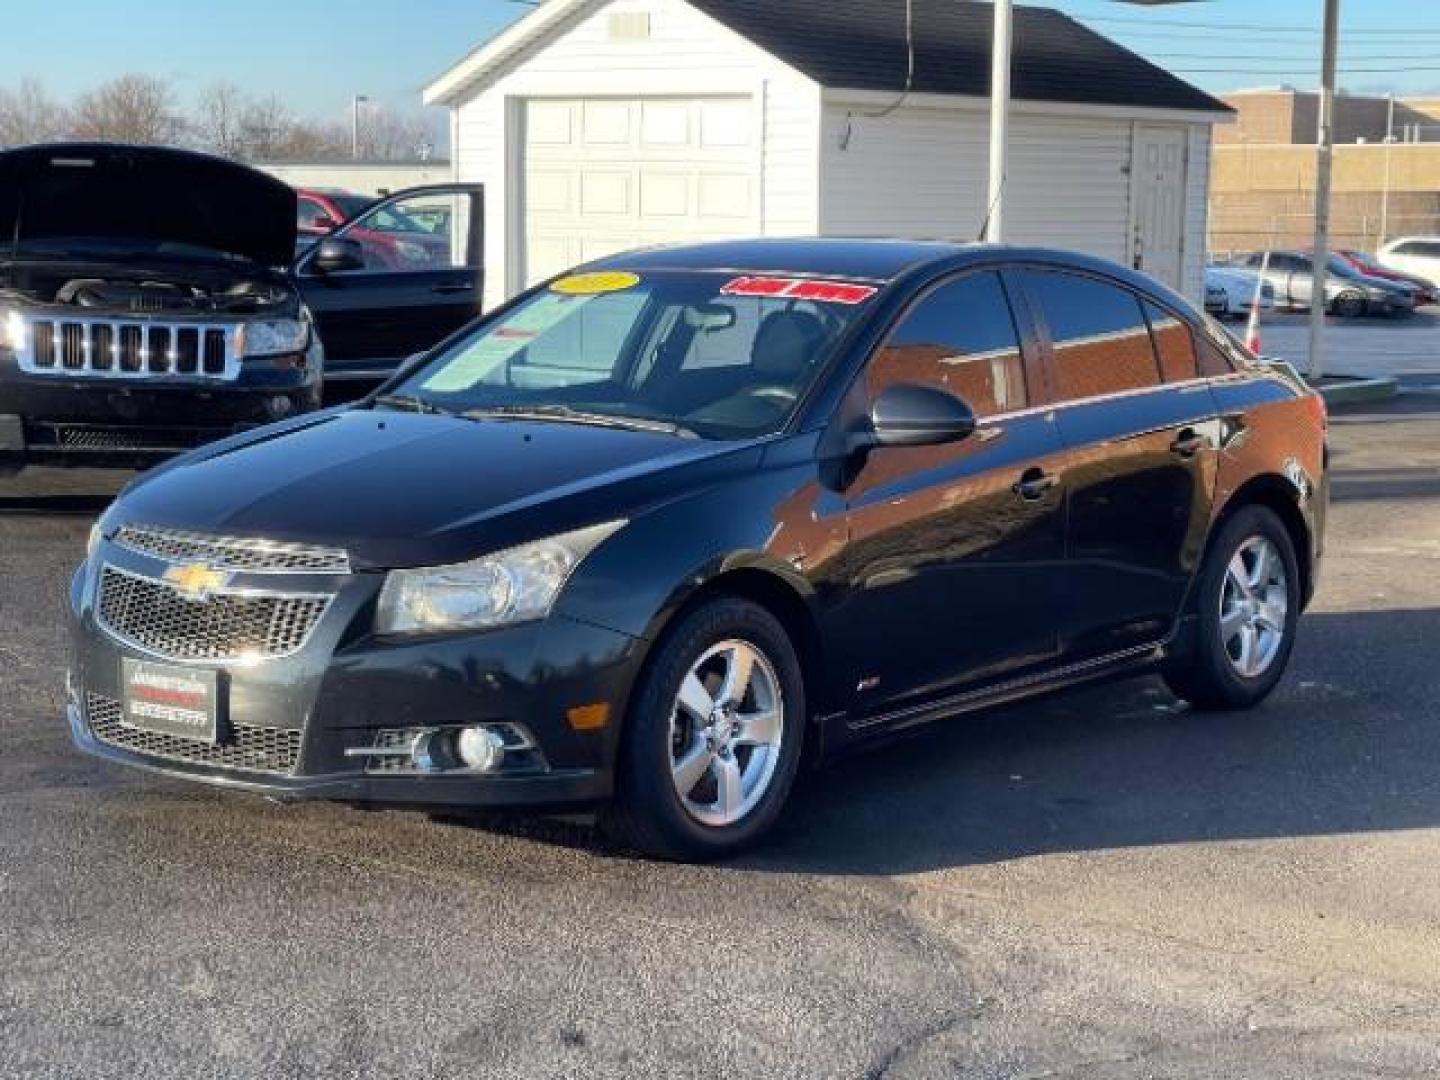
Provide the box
[729,607,1439,876]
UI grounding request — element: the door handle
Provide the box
[1170,430,1208,458]
[1012,468,1059,502]
[432,282,475,295]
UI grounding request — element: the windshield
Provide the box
[386,270,876,439]
[331,194,376,220]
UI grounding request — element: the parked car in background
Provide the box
[0,144,323,471]
[294,188,376,255]
[1205,264,1274,320]
[68,239,1328,860]
[0,144,485,472]
[1377,236,1440,288]
[1233,250,1417,317]
[1343,247,1437,302]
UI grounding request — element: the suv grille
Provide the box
[19,316,235,380]
[114,525,351,575]
[86,693,302,775]
[97,565,329,662]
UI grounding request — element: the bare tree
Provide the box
[193,81,250,158]
[70,74,182,145]
[356,105,436,161]
[0,79,69,147]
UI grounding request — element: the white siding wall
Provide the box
[819,97,1212,302]
[1182,123,1213,301]
[452,0,821,310]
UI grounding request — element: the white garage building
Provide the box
[424,0,1232,311]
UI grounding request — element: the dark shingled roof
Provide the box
[686,0,1230,115]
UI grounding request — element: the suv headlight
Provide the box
[0,310,25,353]
[375,521,626,635]
[236,318,308,358]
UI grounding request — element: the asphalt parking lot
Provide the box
[4,397,1440,1078]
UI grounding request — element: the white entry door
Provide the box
[1129,126,1187,290]
[520,96,758,288]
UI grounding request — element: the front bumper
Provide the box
[66,542,643,809]
[1,357,321,470]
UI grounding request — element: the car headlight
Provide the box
[375,521,626,635]
[236,318,308,358]
[86,522,102,561]
[0,309,25,353]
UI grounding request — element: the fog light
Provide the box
[457,726,506,773]
[265,394,293,419]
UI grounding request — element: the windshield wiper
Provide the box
[463,404,697,438]
[372,393,454,416]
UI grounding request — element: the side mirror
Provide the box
[862,384,977,450]
[311,237,365,274]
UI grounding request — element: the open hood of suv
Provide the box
[0,143,296,267]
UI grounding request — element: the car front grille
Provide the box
[18,315,236,380]
[86,693,302,775]
[97,565,330,662]
[113,525,352,575]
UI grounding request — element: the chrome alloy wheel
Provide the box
[1220,536,1289,679]
[669,639,784,827]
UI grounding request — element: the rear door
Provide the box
[833,269,1068,732]
[294,184,483,383]
[1020,268,1220,661]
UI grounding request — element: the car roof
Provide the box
[579,238,1195,305]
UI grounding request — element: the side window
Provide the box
[868,271,1026,417]
[296,197,329,231]
[1025,270,1160,401]
[1422,242,1440,258]
[333,191,474,273]
[1143,301,1198,383]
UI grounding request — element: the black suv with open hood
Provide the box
[0,143,323,470]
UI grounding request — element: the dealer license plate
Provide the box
[120,659,221,744]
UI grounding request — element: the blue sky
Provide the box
[8,0,1440,126]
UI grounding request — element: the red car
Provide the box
[295,187,450,271]
[1337,250,1436,305]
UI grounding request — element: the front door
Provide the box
[1130,126,1187,290]
[295,184,484,383]
[1019,268,1220,660]
[831,270,1067,733]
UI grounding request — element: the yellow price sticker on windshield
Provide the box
[550,271,640,295]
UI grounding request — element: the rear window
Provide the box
[1024,270,1160,401]
[1143,301,1198,383]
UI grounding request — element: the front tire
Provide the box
[604,597,805,861]
[1165,505,1300,711]
[1331,290,1367,318]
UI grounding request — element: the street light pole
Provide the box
[1308,0,1340,381]
[351,94,369,160]
[1379,92,1396,247]
[985,0,1013,242]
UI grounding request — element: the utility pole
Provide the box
[351,94,369,160]
[1379,92,1396,248]
[985,0,1013,242]
[1308,0,1340,382]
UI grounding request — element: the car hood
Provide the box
[111,409,759,570]
[0,143,295,267]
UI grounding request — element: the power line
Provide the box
[1080,15,1440,35]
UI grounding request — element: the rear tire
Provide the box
[1164,505,1300,711]
[603,597,805,861]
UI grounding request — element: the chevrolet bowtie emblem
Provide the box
[163,562,232,600]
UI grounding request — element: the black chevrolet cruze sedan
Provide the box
[67,239,1328,860]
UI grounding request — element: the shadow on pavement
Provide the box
[733,607,1437,876]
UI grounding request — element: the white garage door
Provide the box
[521,96,758,286]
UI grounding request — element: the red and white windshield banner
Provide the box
[720,276,878,305]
